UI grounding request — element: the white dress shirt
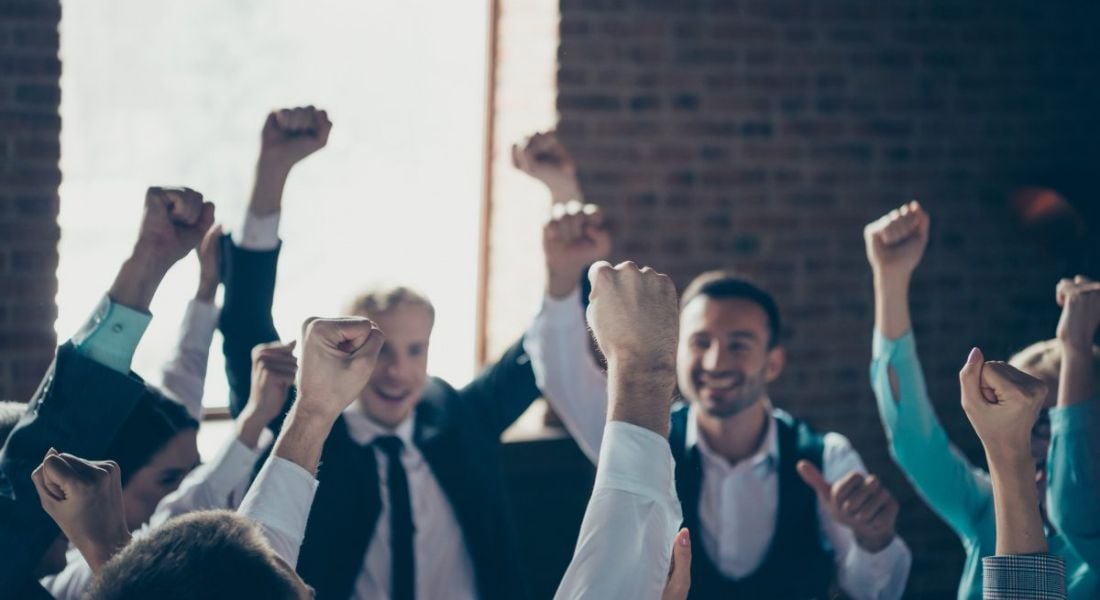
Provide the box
[555,421,682,600]
[525,290,912,600]
[239,453,319,567]
[342,406,480,600]
[41,435,262,598]
[157,298,220,420]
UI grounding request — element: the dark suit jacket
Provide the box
[219,238,541,600]
[0,344,155,595]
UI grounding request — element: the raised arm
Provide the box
[159,224,223,419]
[865,202,992,539]
[1048,276,1100,567]
[238,317,383,567]
[517,131,612,461]
[555,261,684,600]
[221,107,330,415]
[959,352,1067,599]
[0,187,212,590]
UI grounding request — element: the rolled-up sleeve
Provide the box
[1046,400,1100,568]
[237,456,318,568]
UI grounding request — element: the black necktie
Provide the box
[376,435,415,600]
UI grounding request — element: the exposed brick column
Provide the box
[0,1,61,402]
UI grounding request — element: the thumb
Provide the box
[663,529,692,600]
[959,347,986,408]
[350,327,386,363]
[796,460,831,499]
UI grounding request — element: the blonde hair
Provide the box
[1009,338,1100,389]
[344,285,435,322]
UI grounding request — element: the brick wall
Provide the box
[0,1,61,403]
[542,1,1100,596]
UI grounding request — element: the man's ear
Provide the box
[765,346,785,383]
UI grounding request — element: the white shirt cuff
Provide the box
[238,455,318,567]
[538,288,586,330]
[596,421,677,505]
[233,209,281,250]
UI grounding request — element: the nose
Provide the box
[701,341,727,372]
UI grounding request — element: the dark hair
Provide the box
[105,391,198,486]
[90,510,299,600]
[0,400,27,446]
[681,271,782,348]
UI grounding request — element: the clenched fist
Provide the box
[260,106,332,170]
[513,130,582,203]
[297,317,385,421]
[544,201,611,297]
[31,450,131,573]
[798,461,899,553]
[959,348,1048,458]
[238,340,298,448]
[586,261,679,370]
[1056,276,1100,352]
[138,186,215,269]
[864,200,930,280]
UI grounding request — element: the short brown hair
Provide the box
[680,271,782,348]
[344,285,435,322]
[89,510,299,600]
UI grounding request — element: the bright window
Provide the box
[57,1,488,413]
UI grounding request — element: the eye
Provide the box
[408,344,425,358]
[691,336,710,351]
[728,341,750,353]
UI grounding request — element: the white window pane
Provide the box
[58,0,488,409]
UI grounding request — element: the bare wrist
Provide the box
[855,531,894,554]
[80,528,131,574]
[546,269,581,299]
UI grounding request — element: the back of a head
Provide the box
[681,270,783,348]
[89,510,298,600]
[105,390,198,485]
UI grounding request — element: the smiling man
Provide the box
[517,131,912,600]
[218,107,544,600]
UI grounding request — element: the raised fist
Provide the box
[544,201,611,297]
[31,450,130,572]
[959,348,1048,456]
[798,462,899,553]
[864,200,930,279]
[586,261,678,370]
[1056,276,1100,351]
[297,317,385,420]
[194,223,222,302]
[138,186,215,268]
[259,106,332,169]
[245,340,298,427]
[513,130,581,203]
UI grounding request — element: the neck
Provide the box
[695,399,770,465]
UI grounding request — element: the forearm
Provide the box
[873,272,912,341]
[248,155,292,217]
[987,450,1046,555]
[1057,343,1094,408]
[75,529,132,575]
[107,252,171,313]
[606,359,675,438]
[235,404,274,450]
[270,404,334,475]
[547,266,582,299]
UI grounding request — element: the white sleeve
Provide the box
[523,288,609,463]
[819,433,912,600]
[158,299,220,420]
[237,455,318,568]
[554,421,682,600]
[146,436,261,529]
[232,209,281,251]
[39,548,92,600]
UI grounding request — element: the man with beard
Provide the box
[516,132,912,599]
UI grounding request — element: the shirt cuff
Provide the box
[842,535,911,591]
[982,554,1066,599]
[71,295,153,374]
[596,421,677,504]
[1049,398,1100,434]
[872,328,915,361]
[539,288,587,329]
[233,210,281,251]
[238,455,318,565]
